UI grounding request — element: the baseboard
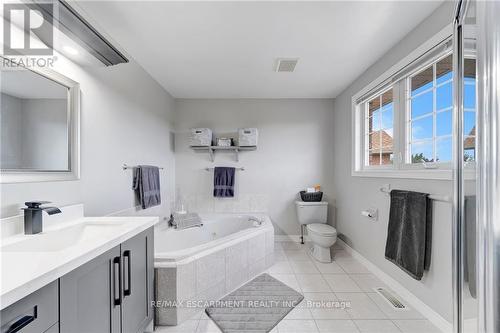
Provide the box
[336,239,452,333]
[274,234,305,242]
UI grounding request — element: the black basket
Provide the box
[299,191,323,202]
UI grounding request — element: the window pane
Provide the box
[368,97,380,115]
[436,54,453,84]
[436,137,452,162]
[464,147,475,162]
[464,58,476,79]
[368,150,380,166]
[411,66,433,96]
[369,132,380,150]
[436,82,452,110]
[411,91,433,118]
[381,152,393,165]
[381,129,393,165]
[381,107,393,129]
[411,141,434,163]
[411,115,433,141]
[464,111,476,136]
[381,129,393,148]
[382,90,393,108]
[437,110,452,136]
[370,112,381,132]
[464,81,476,109]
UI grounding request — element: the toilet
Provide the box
[295,201,337,263]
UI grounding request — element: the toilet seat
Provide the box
[306,224,337,236]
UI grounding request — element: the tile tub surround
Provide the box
[155,227,274,325]
[156,240,443,333]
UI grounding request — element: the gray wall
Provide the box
[1,94,68,170]
[1,54,176,221]
[174,99,335,235]
[23,99,67,170]
[331,2,454,321]
[1,93,23,169]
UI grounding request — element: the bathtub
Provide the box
[154,213,275,326]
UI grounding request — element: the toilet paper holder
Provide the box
[361,208,378,220]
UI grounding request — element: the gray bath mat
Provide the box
[205,273,304,333]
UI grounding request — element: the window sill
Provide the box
[351,168,476,181]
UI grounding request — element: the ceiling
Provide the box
[76,1,443,99]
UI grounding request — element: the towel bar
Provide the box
[122,163,164,170]
[205,167,245,171]
[380,187,451,203]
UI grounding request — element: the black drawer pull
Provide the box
[5,306,37,333]
[112,256,121,306]
[123,250,132,297]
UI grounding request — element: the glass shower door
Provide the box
[453,1,477,332]
[454,0,500,332]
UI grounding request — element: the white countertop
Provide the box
[0,215,158,310]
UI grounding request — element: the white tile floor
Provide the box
[155,240,442,333]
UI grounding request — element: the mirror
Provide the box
[0,58,80,183]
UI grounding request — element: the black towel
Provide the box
[213,167,235,197]
[385,190,432,280]
[132,165,161,209]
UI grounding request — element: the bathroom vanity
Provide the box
[0,205,157,333]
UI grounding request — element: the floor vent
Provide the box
[374,287,407,309]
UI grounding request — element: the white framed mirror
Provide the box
[0,57,80,183]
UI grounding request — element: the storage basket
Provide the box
[299,191,323,202]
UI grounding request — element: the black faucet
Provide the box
[22,201,62,234]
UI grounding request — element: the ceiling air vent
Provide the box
[275,58,299,72]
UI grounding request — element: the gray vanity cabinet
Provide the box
[60,227,154,333]
[121,227,154,333]
[60,245,122,333]
[0,281,58,333]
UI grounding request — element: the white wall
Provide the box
[174,99,334,235]
[331,2,454,322]
[0,53,176,221]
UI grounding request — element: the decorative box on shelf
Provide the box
[189,128,213,147]
[238,128,258,147]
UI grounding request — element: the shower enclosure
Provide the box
[453,0,500,332]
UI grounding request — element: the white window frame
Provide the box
[362,86,398,170]
[352,24,459,180]
[401,51,453,171]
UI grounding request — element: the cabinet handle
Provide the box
[123,250,132,297]
[113,256,121,306]
[4,306,37,333]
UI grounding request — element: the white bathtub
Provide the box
[154,213,275,326]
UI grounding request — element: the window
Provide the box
[365,89,394,166]
[353,37,477,179]
[408,54,453,164]
[463,58,476,162]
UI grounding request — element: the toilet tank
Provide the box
[295,201,328,225]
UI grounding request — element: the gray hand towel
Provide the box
[213,167,235,197]
[132,165,161,209]
[384,190,432,280]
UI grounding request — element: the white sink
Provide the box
[1,222,124,253]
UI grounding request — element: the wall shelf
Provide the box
[191,146,256,162]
